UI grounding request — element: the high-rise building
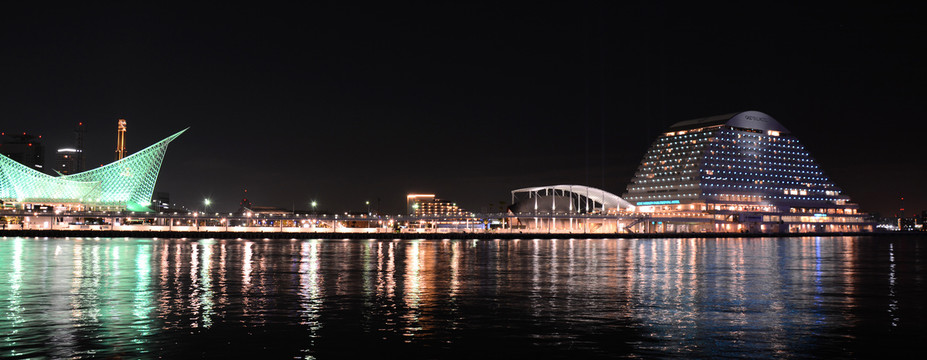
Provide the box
[623,110,870,232]
[54,148,82,174]
[0,132,45,173]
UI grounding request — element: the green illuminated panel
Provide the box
[0,128,186,210]
[0,155,100,202]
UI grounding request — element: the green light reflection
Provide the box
[0,238,25,358]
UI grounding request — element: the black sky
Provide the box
[1,1,924,215]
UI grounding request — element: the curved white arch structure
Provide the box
[511,184,634,213]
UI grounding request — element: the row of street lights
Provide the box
[198,198,375,214]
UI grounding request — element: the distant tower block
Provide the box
[115,119,127,160]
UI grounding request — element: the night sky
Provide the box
[2,2,924,215]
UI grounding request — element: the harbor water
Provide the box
[1,236,925,358]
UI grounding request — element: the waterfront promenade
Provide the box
[0,209,878,238]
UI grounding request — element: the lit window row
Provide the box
[721,137,806,151]
[656,137,711,146]
[703,163,822,175]
[718,129,801,147]
[702,176,831,188]
[636,177,696,184]
[704,156,818,169]
[704,192,841,202]
[626,193,698,200]
[702,184,841,196]
[702,169,827,182]
[708,149,812,163]
[627,183,700,192]
[711,142,809,156]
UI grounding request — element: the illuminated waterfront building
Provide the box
[623,111,870,232]
[0,128,187,211]
[406,194,469,216]
[508,185,636,233]
[510,185,633,214]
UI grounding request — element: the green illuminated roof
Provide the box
[0,128,186,210]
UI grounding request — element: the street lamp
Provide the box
[203,198,212,226]
[366,201,370,215]
[311,201,317,213]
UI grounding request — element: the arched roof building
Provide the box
[510,185,633,214]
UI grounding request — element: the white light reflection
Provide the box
[298,240,323,334]
[363,241,374,298]
[568,239,576,300]
[402,241,422,339]
[199,240,215,328]
[190,241,200,327]
[241,241,254,318]
[888,242,898,327]
[173,243,183,309]
[218,243,227,306]
[549,239,558,294]
[449,240,460,298]
[243,242,253,289]
[530,239,541,316]
[70,240,84,322]
[384,241,396,299]
[5,238,25,356]
[132,243,154,345]
[46,240,77,358]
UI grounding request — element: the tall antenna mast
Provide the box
[115,118,126,160]
[75,121,85,172]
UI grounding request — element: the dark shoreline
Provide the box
[1,229,923,240]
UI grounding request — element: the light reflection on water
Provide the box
[0,236,924,358]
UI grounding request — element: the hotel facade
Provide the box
[507,111,871,234]
[622,111,870,233]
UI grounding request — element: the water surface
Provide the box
[1,236,924,358]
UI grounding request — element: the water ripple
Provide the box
[0,236,925,358]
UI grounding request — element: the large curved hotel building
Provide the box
[509,111,871,233]
[622,111,869,232]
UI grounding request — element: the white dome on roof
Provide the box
[725,111,790,134]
